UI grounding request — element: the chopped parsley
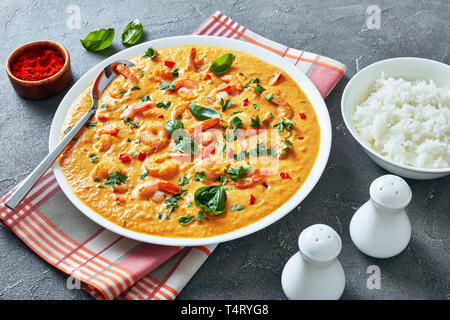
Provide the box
[215,176,229,184]
[159,82,175,91]
[89,154,99,163]
[105,172,128,187]
[85,122,97,129]
[63,126,72,134]
[156,101,171,109]
[250,115,262,128]
[143,47,157,59]
[123,117,140,129]
[171,68,179,77]
[138,70,144,77]
[194,172,207,182]
[231,204,245,211]
[119,89,127,97]
[253,104,259,110]
[224,166,250,182]
[139,171,149,179]
[139,95,152,102]
[273,116,295,135]
[265,93,275,102]
[132,85,141,91]
[127,138,140,144]
[196,211,209,222]
[100,103,108,109]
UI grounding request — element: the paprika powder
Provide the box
[11,47,64,81]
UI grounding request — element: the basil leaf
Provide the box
[173,136,198,155]
[189,103,220,121]
[179,215,195,226]
[121,19,143,45]
[80,28,115,52]
[209,53,235,75]
[165,119,184,137]
[231,204,245,211]
[194,185,227,215]
[194,172,207,181]
[220,99,233,112]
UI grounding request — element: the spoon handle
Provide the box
[5,107,97,210]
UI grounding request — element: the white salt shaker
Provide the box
[350,174,412,258]
[281,224,345,300]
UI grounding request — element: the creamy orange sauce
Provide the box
[59,46,320,238]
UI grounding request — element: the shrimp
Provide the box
[114,63,139,85]
[269,91,294,119]
[186,47,197,71]
[120,102,154,120]
[154,67,174,81]
[132,179,181,202]
[189,157,222,182]
[207,81,243,104]
[234,169,268,189]
[94,134,114,152]
[173,78,199,100]
[171,103,190,120]
[269,71,283,86]
[145,158,179,179]
[90,161,118,181]
[137,123,170,154]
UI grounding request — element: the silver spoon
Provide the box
[5,60,135,210]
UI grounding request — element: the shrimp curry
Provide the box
[59,46,320,238]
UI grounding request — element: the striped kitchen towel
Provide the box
[0,11,346,300]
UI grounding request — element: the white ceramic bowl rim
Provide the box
[341,57,450,174]
[49,35,332,246]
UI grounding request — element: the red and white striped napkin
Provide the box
[0,11,346,300]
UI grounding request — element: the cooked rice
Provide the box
[352,73,449,169]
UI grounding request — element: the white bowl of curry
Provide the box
[49,36,332,246]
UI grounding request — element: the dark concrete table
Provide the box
[0,0,448,300]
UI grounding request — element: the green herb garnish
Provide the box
[121,19,143,45]
[220,99,233,112]
[231,204,245,211]
[159,82,175,91]
[89,154,99,163]
[139,95,151,102]
[105,172,128,187]
[194,185,227,215]
[224,166,250,182]
[195,172,207,182]
[85,122,97,129]
[80,28,115,52]
[209,53,235,75]
[156,101,171,109]
[189,103,220,121]
[139,171,149,179]
[143,47,157,59]
[179,215,195,226]
[123,117,139,129]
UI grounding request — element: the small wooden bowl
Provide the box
[6,40,72,99]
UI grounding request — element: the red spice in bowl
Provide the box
[6,40,71,99]
[11,48,65,81]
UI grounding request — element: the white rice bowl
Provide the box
[352,73,449,169]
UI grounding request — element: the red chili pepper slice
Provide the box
[137,152,146,161]
[100,128,119,136]
[97,115,108,122]
[203,74,211,81]
[249,194,256,205]
[280,172,291,179]
[157,114,164,119]
[119,154,131,163]
[298,136,304,140]
[164,60,176,69]
[115,197,126,204]
[242,97,249,106]
[299,113,307,120]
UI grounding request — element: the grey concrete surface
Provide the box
[0,0,449,300]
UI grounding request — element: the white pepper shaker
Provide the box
[350,174,412,258]
[281,224,345,300]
